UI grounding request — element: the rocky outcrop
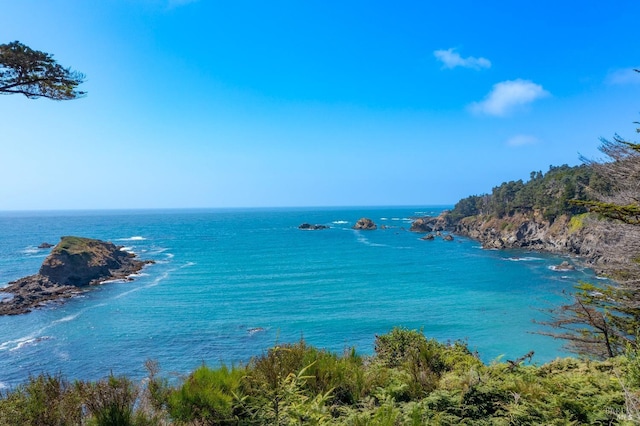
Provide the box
[38,242,54,249]
[298,223,329,230]
[0,236,151,315]
[410,214,449,233]
[353,218,377,230]
[452,212,617,270]
[552,261,576,271]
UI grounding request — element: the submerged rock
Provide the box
[443,234,454,241]
[552,261,575,271]
[421,233,435,240]
[298,223,329,230]
[0,236,152,315]
[38,242,54,249]
[352,218,377,230]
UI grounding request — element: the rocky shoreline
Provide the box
[0,236,152,315]
[410,211,616,273]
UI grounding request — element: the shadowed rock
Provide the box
[352,218,377,230]
[0,236,152,315]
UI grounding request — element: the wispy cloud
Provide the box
[606,68,640,85]
[433,48,491,70]
[506,134,539,147]
[469,79,549,116]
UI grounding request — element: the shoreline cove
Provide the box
[0,207,593,388]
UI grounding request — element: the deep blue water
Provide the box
[0,207,595,389]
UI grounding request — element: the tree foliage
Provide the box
[0,41,85,100]
[448,164,605,223]
[541,109,640,359]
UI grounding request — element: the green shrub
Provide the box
[82,374,142,426]
[0,373,84,426]
[167,364,245,424]
[374,327,429,368]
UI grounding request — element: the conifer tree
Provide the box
[0,41,85,100]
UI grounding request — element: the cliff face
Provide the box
[0,236,150,315]
[39,236,141,286]
[451,212,617,269]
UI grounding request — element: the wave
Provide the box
[21,247,40,254]
[117,236,146,241]
[113,271,170,300]
[119,246,135,253]
[53,313,81,325]
[332,220,349,224]
[10,336,52,352]
[505,256,543,262]
[355,233,387,248]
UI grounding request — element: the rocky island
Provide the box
[352,217,377,230]
[0,236,151,315]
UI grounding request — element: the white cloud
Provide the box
[470,79,550,116]
[506,134,539,147]
[606,68,640,85]
[433,48,491,70]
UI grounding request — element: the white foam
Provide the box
[355,233,387,248]
[22,247,40,254]
[380,217,389,221]
[332,220,349,224]
[119,246,135,253]
[165,253,175,259]
[0,382,7,390]
[0,335,34,351]
[53,313,80,325]
[505,256,543,262]
[10,336,52,352]
[113,271,170,299]
[181,261,196,269]
[117,236,146,241]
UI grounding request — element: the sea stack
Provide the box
[352,218,377,230]
[0,236,151,315]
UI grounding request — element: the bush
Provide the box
[0,373,83,426]
[167,364,245,425]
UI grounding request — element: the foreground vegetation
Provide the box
[2,327,639,425]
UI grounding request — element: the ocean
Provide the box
[0,207,595,389]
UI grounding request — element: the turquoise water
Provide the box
[0,207,595,388]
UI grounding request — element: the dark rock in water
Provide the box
[421,233,435,240]
[352,218,377,230]
[0,236,152,316]
[410,214,449,233]
[298,223,329,230]
[552,260,575,271]
[38,242,54,249]
[443,234,454,241]
[410,218,433,233]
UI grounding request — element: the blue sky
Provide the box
[1,1,639,210]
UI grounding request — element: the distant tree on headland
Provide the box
[0,41,85,100]
[448,164,604,223]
